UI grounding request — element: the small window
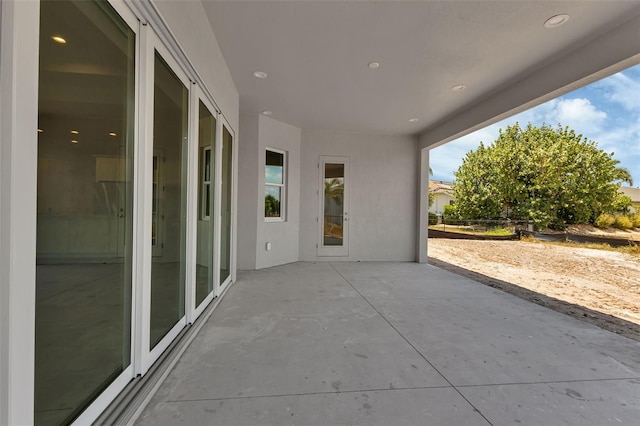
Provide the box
[200,146,212,220]
[265,148,286,221]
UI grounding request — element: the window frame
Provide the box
[264,147,287,222]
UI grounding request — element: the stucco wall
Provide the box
[237,113,260,270]
[256,116,301,269]
[154,0,239,132]
[237,114,301,270]
[299,131,419,262]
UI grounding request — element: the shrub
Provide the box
[632,213,640,228]
[442,204,458,220]
[595,213,615,229]
[613,215,633,230]
[428,212,438,225]
[612,193,633,213]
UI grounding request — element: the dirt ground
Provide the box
[565,224,640,240]
[428,238,640,342]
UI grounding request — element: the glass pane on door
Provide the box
[323,163,345,246]
[150,52,188,348]
[196,101,216,306]
[220,125,233,283]
[35,1,135,424]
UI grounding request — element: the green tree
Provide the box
[452,123,631,229]
[324,178,344,201]
[265,194,280,217]
[614,167,633,186]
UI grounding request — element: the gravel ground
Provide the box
[428,238,640,342]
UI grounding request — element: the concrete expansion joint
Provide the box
[164,384,456,404]
[455,376,640,389]
[136,262,640,424]
[328,263,495,426]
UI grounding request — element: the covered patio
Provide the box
[137,262,640,425]
[3,1,640,423]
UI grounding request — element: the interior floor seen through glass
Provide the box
[35,1,135,424]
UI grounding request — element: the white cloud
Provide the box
[431,66,640,186]
[554,98,607,127]
[595,71,640,111]
[430,97,636,183]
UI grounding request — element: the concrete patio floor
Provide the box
[136,262,640,425]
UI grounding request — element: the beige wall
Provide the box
[237,114,302,270]
[154,0,239,132]
[299,131,419,262]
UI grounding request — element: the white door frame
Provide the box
[55,1,140,425]
[1,2,41,424]
[189,87,218,323]
[317,156,350,257]
[216,117,236,294]
[135,24,190,376]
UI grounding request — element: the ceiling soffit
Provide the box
[202,1,640,137]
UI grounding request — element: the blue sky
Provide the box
[430,64,640,188]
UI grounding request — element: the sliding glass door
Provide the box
[149,51,189,349]
[35,1,136,424]
[219,122,234,287]
[33,1,236,423]
[196,100,217,308]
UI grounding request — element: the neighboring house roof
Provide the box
[619,186,640,203]
[429,180,455,196]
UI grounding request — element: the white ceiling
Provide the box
[203,1,640,136]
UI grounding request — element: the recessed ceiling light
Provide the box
[71,139,78,144]
[253,71,268,79]
[51,35,67,44]
[544,14,569,28]
[262,111,273,116]
[37,129,43,133]
[409,118,419,123]
[109,132,117,137]
[452,84,466,91]
[70,130,79,134]
[368,62,380,69]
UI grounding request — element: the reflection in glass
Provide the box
[265,150,284,218]
[196,101,216,307]
[201,148,212,218]
[150,52,188,349]
[35,1,134,424]
[220,126,233,283]
[152,155,160,250]
[265,150,283,184]
[265,186,281,217]
[323,164,345,246]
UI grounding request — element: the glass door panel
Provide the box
[35,1,135,424]
[196,101,216,306]
[323,163,345,246]
[219,125,233,284]
[150,52,188,349]
[151,151,163,257]
[318,157,350,257]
